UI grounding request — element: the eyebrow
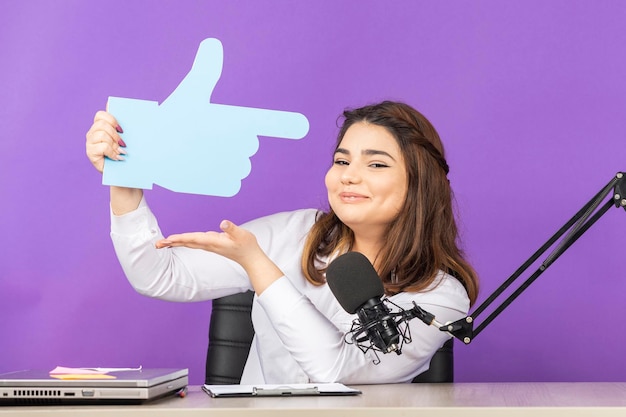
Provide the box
[334,147,397,161]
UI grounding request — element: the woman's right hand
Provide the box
[85,110,127,173]
[86,110,142,215]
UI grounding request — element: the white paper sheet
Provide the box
[203,382,361,397]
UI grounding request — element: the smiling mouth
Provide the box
[339,192,368,202]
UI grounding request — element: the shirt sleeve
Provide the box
[256,272,470,384]
[110,197,252,301]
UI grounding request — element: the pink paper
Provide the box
[50,366,107,375]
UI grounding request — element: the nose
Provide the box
[340,164,361,185]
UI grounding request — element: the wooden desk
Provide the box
[2,382,626,416]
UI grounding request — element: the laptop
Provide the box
[0,368,188,405]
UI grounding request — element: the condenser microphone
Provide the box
[326,251,403,355]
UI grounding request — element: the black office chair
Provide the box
[205,291,454,384]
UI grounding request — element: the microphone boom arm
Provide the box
[435,172,626,344]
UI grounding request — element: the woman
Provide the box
[85,100,478,384]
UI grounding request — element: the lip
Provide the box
[339,192,369,202]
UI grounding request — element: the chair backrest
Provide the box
[205,291,454,384]
[205,291,255,385]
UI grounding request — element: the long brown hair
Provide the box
[301,101,479,305]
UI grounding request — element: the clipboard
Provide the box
[203,383,361,397]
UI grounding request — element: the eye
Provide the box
[369,162,389,168]
[334,159,349,166]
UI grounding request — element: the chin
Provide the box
[336,214,370,231]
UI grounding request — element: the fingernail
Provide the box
[118,138,127,147]
[116,125,124,134]
[220,220,230,230]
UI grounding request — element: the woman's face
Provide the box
[325,122,408,237]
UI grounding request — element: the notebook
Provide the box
[0,368,188,405]
[203,382,361,397]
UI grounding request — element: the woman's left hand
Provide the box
[156,220,284,294]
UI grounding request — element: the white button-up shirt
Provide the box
[110,198,470,384]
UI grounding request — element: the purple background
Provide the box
[1,1,625,385]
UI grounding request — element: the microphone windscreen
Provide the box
[326,251,384,314]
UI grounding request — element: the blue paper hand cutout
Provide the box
[102,38,309,196]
